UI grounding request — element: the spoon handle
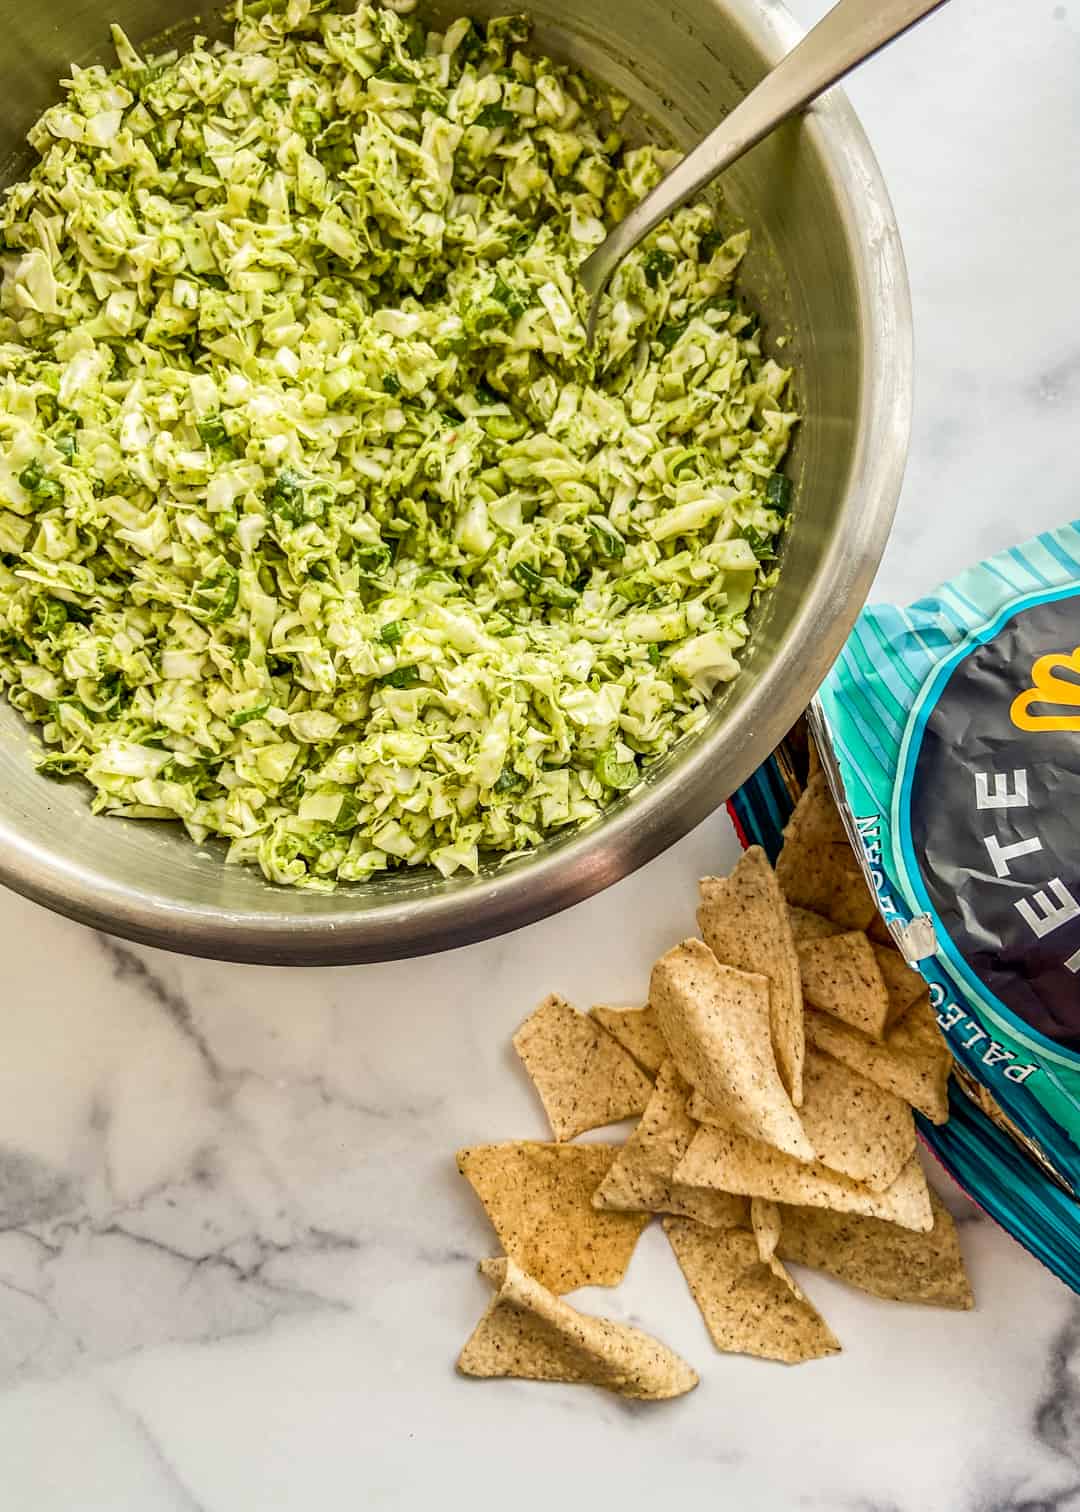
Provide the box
[579,0,950,320]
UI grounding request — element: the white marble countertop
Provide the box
[2,1,1079,1507]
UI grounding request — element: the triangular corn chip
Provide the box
[795,1049,916,1190]
[867,911,896,946]
[788,905,844,945]
[458,1258,699,1398]
[689,1047,916,1192]
[807,735,823,780]
[776,1191,973,1308]
[697,846,805,1107]
[783,771,849,849]
[456,1143,649,1293]
[589,1003,668,1076]
[593,1060,750,1229]
[513,994,653,1141]
[804,999,951,1125]
[751,1197,781,1261]
[777,836,877,930]
[651,939,813,1160]
[798,932,891,1041]
[663,1220,840,1364]
[674,1126,934,1232]
[873,944,929,1027]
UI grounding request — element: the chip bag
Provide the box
[730,523,1080,1293]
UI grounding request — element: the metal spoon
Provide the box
[579,0,951,341]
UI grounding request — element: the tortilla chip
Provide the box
[867,911,895,946]
[776,836,877,931]
[751,1197,781,1262]
[674,1126,934,1232]
[788,906,844,945]
[458,1257,699,1398]
[798,932,891,1041]
[589,1004,668,1077]
[663,1220,840,1364]
[690,1048,916,1192]
[697,846,805,1107]
[593,1060,750,1230]
[456,1143,649,1293]
[776,1191,973,1308]
[873,944,929,1027]
[650,939,813,1160]
[513,994,653,1141]
[797,1049,916,1190]
[807,733,822,781]
[804,999,952,1125]
[782,771,849,849]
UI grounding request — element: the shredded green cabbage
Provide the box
[0,0,797,888]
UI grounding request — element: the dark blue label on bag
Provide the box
[907,590,1080,1053]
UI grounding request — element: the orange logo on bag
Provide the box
[1011,647,1080,732]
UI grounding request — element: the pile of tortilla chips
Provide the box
[455,773,972,1399]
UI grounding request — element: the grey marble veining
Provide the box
[1,0,1079,1507]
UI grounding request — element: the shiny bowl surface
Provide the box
[0,0,911,962]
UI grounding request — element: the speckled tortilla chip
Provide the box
[798,932,891,1041]
[458,1257,699,1398]
[805,999,952,1125]
[589,1004,668,1076]
[788,906,844,945]
[751,1197,781,1262]
[651,939,813,1161]
[513,994,653,1141]
[663,1220,840,1364]
[776,1191,973,1308]
[690,1048,916,1192]
[796,1049,916,1190]
[697,846,805,1107]
[593,1060,750,1230]
[456,1143,649,1293]
[873,945,929,1027]
[783,771,849,849]
[776,837,877,931]
[674,1126,934,1232]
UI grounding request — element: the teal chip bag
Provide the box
[809,524,1080,1290]
[730,525,1080,1289]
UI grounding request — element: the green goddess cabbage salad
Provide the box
[0,0,797,888]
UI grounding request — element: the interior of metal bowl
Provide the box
[0,0,911,962]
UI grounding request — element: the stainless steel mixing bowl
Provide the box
[0,0,911,963]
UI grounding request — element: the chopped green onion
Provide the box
[589,519,626,559]
[190,564,239,622]
[511,561,579,609]
[355,544,392,577]
[228,697,270,727]
[657,320,687,351]
[594,749,638,790]
[766,473,793,513]
[491,277,528,318]
[474,104,515,129]
[197,415,230,450]
[643,248,675,287]
[378,664,424,689]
